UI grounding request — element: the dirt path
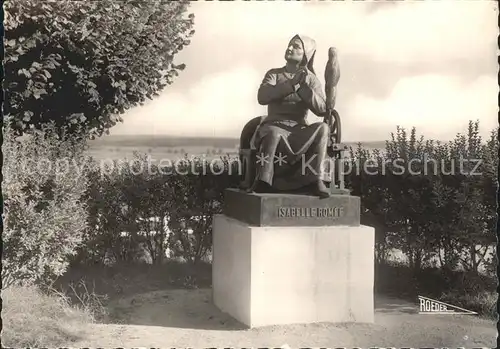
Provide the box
[73,289,496,347]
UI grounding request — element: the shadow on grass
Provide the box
[52,261,247,331]
[105,288,248,330]
[374,295,417,314]
[54,261,212,301]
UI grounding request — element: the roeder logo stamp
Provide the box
[418,295,478,315]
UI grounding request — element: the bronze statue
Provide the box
[239,34,344,198]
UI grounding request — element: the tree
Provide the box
[449,122,498,273]
[4,0,195,139]
[347,143,394,264]
[382,127,443,270]
[377,121,498,273]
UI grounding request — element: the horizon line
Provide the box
[101,134,388,143]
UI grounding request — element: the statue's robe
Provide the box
[251,66,330,191]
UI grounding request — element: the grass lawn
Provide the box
[2,286,97,347]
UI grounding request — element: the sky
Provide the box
[111,0,498,142]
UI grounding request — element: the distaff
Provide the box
[324,46,341,145]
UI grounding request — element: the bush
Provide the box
[441,291,497,319]
[1,285,96,347]
[78,154,175,265]
[375,262,497,318]
[2,123,92,287]
[77,154,240,266]
[165,157,240,263]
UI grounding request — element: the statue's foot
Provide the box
[253,180,275,194]
[313,180,331,198]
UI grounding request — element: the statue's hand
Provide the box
[323,110,334,128]
[290,68,307,86]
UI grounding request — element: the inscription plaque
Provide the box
[277,206,344,218]
[223,188,359,227]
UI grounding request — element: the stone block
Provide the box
[212,214,375,328]
[223,188,360,227]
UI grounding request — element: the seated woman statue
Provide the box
[248,34,331,198]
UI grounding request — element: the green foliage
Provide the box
[441,290,497,319]
[165,157,240,263]
[78,154,240,265]
[375,262,497,318]
[4,0,195,138]
[346,120,498,273]
[2,123,92,287]
[80,154,175,265]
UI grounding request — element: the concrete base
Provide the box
[212,214,375,328]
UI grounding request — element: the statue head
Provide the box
[284,34,317,74]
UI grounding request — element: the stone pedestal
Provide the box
[212,189,375,328]
[223,188,360,227]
